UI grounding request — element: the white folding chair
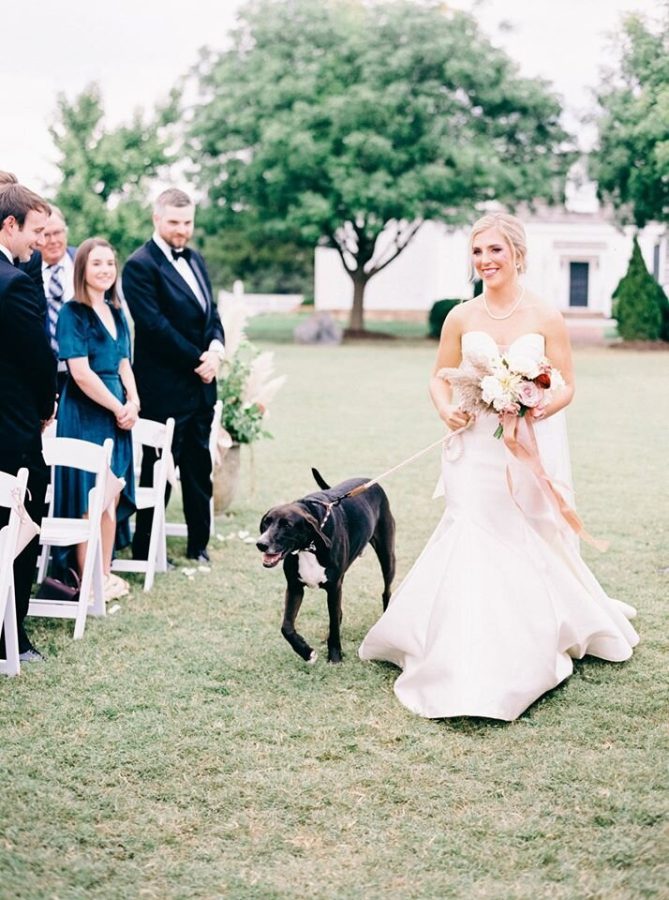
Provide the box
[112,417,175,592]
[38,420,58,532]
[0,468,30,676]
[165,399,222,539]
[30,437,113,640]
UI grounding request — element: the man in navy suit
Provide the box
[39,206,77,394]
[123,188,225,563]
[0,184,57,663]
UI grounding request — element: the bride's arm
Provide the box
[536,310,575,420]
[429,308,471,430]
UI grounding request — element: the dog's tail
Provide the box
[311,468,330,490]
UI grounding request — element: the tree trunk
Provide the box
[348,276,368,332]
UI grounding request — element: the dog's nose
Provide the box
[256,540,268,551]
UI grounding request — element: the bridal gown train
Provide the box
[359,332,639,721]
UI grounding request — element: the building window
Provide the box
[569,262,589,307]
[653,243,660,280]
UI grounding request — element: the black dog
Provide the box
[257,469,395,663]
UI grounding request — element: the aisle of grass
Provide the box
[246,311,428,342]
[1,343,667,899]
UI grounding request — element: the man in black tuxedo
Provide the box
[123,188,225,563]
[0,171,43,294]
[0,184,57,663]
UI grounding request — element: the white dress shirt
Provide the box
[152,231,208,310]
[42,250,75,303]
[152,232,224,359]
[43,251,75,372]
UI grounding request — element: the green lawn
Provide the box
[1,342,667,899]
[247,311,429,342]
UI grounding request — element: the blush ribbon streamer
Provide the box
[502,412,608,552]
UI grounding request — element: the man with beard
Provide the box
[123,189,225,564]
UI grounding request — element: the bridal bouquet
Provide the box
[438,352,565,438]
[438,351,607,551]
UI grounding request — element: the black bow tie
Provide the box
[171,247,191,262]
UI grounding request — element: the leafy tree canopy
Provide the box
[591,9,669,226]
[49,84,177,261]
[198,221,313,296]
[188,0,572,329]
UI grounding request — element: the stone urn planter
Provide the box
[213,442,241,513]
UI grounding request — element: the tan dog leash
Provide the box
[316,420,473,527]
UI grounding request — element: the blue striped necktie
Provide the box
[47,264,64,353]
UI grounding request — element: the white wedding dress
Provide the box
[359,332,639,721]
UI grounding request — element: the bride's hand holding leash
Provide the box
[440,403,472,431]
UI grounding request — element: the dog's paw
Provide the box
[306,650,318,665]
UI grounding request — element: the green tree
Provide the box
[590,9,669,226]
[49,84,176,261]
[612,236,669,341]
[198,221,314,296]
[188,0,572,331]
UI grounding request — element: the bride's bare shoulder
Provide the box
[526,292,565,328]
[528,293,567,337]
[448,296,481,327]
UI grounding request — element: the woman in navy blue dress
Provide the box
[55,238,139,598]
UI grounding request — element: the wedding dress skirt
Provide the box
[359,332,638,721]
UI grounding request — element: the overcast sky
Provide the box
[0,0,661,192]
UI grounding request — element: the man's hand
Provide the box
[194,350,221,384]
[40,401,58,433]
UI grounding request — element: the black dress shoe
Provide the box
[187,549,210,564]
[19,648,46,663]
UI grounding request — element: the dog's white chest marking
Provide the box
[297,551,327,588]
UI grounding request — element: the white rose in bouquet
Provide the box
[506,354,540,379]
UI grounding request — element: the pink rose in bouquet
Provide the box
[517,380,544,408]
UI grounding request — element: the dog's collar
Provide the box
[311,498,337,529]
[291,541,317,555]
[311,481,370,528]
[311,481,368,530]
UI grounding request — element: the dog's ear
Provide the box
[301,509,332,548]
[259,511,271,533]
[311,468,330,490]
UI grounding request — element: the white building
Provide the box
[314,178,667,338]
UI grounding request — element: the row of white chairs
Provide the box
[32,436,112,639]
[1,403,223,674]
[0,468,30,676]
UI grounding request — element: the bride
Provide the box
[359,212,638,721]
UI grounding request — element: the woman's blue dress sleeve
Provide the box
[57,302,89,360]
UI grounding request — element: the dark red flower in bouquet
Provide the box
[535,372,551,388]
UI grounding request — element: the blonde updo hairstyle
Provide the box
[469,212,528,277]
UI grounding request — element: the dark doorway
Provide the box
[569,262,589,307]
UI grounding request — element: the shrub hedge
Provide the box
[428,298,466,339]
[612,237,669,341]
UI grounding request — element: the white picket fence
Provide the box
[218,280,302,317]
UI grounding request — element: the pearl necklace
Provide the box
[482,286,525,320]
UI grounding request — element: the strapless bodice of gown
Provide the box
[359,331,638,721]
[462,329,545,358]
